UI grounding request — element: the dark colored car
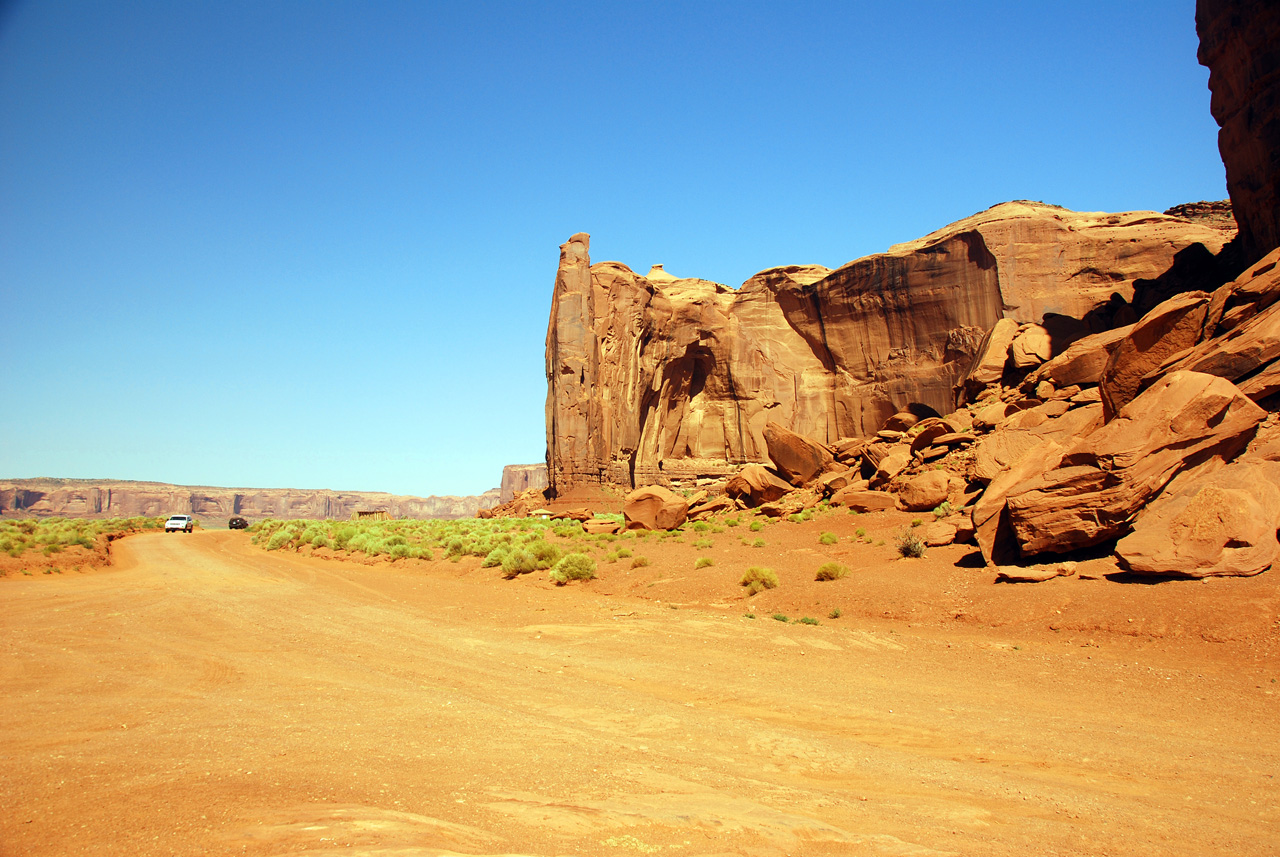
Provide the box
[228,516,249,530]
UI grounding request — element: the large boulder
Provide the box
[829,487,896,512]
[1151,282,1280,404]
[972,403,1104,483]
[898,471,950,512]
[1003,371,1266,557]
[1116,458,1280,577]
[623,486,689,531]
[1100,291,1210,420]
[882,403,942,432]
[584,518,623,535]
[723,464,794,508]
[872,449,911,486]
[1024,325,1134,389]
[961,318,1019,400]
[688,495,736,521]
[763,422,835,486]
[1010,324,1053,369]
[973,438,1066,566]
[919,521,958,547]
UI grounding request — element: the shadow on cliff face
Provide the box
[1130,238,1249,317]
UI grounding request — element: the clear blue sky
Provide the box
[0,1,1227,497]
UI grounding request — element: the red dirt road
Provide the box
[2,530,1278,856]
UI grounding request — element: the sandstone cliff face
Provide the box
[545,205,1231,496]
[893,202,1231,324]
[1198,0,1280,264]
[0,479,501,521]
[499,464,548,503]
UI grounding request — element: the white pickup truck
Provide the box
[164,515,195,533]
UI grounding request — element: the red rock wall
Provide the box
[1198,0,1280,263]
[545,205,1232,497]
[545,232,1002,496]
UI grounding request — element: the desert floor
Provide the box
[2,515,1279,857]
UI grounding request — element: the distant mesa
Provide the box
[0,477,503,521]
[500,464,547,504]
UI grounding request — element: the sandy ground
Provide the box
[2,515,1279,857]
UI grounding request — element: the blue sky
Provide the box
[0,1,1227,497]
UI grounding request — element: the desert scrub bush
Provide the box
[481,545,510,568]
[694,557,714,569]
[549,552,596,585]
[933,500,953,519]
[0,516,164,557]
[529,540,562,570]
[814,562,848,581]
[332,525,358,550]
[740,566,778,595]
[630,556,650,568]
[818,531,837,545]
[501,548,537,578]
[266,529,296,551]
[552,521,585,539]
[693,538,713,550]
[895,530,926,558]
[752,538,766,548]
[748,520,763,532]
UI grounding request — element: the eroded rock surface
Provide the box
[1198,0,1280,265]
[546,204,1227,496]
[1116,458,1280,577]
[1004,372,1265,557]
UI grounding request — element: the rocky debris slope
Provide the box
[545,205,1230,497]
[0,478,502,522]
[661,247,1280,579]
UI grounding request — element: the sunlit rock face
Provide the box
[1198,0,1280,266]
[544,204,1232,497]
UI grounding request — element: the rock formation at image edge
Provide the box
[0,478,502,522]
[545,202,1233,496]
[1198,0,1280,266]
